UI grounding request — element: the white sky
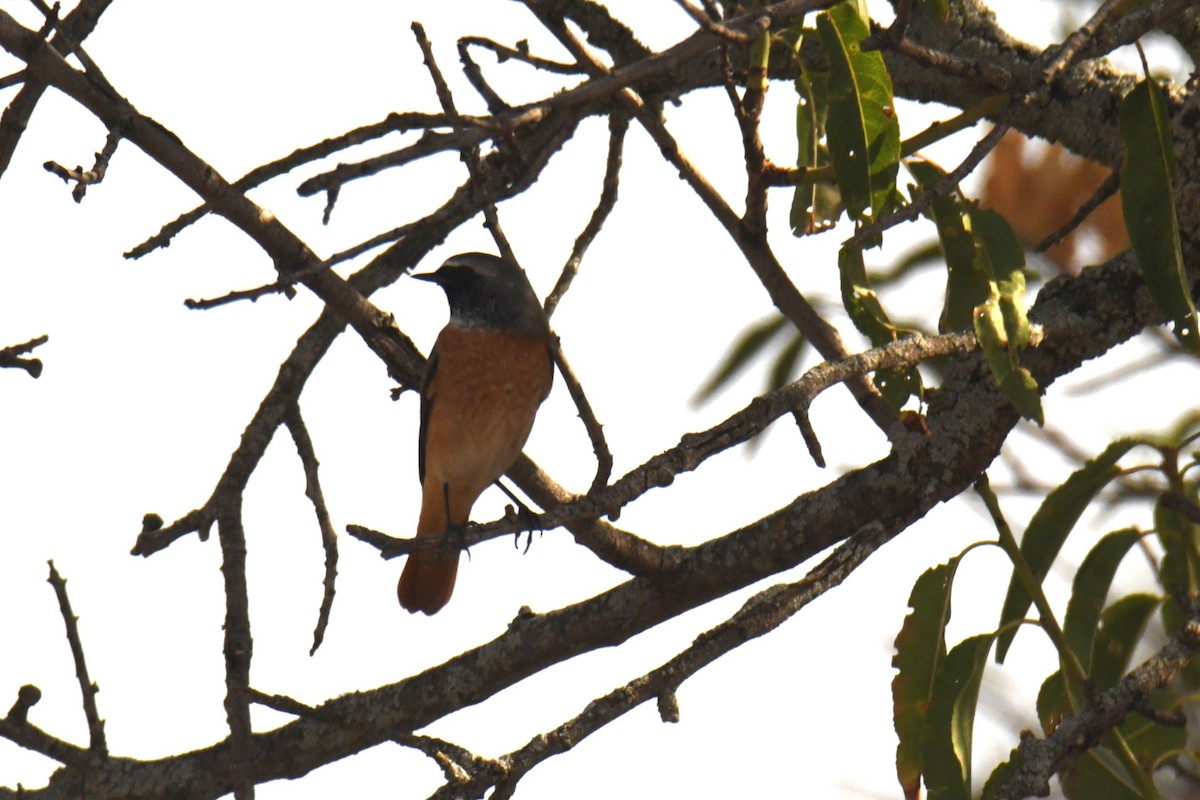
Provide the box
[0,1,1194,798]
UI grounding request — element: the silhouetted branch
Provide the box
[46,562,106,757]
[0,334,47,377]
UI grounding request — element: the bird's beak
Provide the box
[411,270,439,283]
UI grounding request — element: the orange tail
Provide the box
[398,480,466,615]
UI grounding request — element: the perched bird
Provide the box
[398,252,554,615]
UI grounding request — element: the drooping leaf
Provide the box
[840,245,898,344]
[1060,745,1145,800]
[995,439,1139,663]
[893,559,958,800]
[907,159,986,333]
[1062,528,1143,673]
[838,247,922,410]
[967,205,1042,423]
[1036,669,1071,734]
[922,634,993,800]
[1119,78,1200,355]
[973,291,1043,424]
[790,42,842,235]
[1153,494,1200,688]
[1089,593,1160,691]
[694,315,790,403]
[816,1,900,232]
[765,332,807,393]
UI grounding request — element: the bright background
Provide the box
[0,2,1193,797]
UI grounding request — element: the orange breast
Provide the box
[421,324,553,519]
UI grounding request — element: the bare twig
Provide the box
[248,689,315,717]
[42,126,120,201]
[544,112,628,318]
[458,36,581,74]
[294,108,549,200]
[1034,167,1122,256]
[458,39,510,114]
[0,333,47,377]
[283,403,339,656]
[184,279,299,310]
[672,0,753,42]
[46,561,106,756]
[552,340,612,494]
[1034,0,1136,90]
[126,112,450,258]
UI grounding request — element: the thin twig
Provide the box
[126,112,450,259]
[248,689,315,717]
[46,561,107,757]
[544,112,628,317]
[283,403,339,656]
[458,39,510,115]
[0,333,48,377]
[184,279,299,310]
[458,36,582,74]
[42,125,119,201]
[552,340,613,494]
[672,0,753,42]
[412,21,516,264]
[1034,0,1135,90]
[1034,167,1122,255]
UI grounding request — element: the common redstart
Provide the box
[397,252,554,615]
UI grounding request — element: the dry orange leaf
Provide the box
[979,130,1129,273]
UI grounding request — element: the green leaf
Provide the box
[922,634,993,800]
[972,294,1043,424]
[1061,700,1184,800]
[1090,593,1159,691]
[995,439,1139,663]
[816,1,900,231]
[921,0,950,24]
[1036,669,1071,734]
[966,206,1042,423]
[1154,494,1200,688]
[1119,78,1200,355]
[694,315,790,403]
[979,746,1023,800]
[906,159,986,333]
[766,332,807,393]
[893,559,958,800]
[839,245,897,344]
[790,47,842,235]
[1062,528,1143,674]
[1060,745,1145,800]
[838,247,922,410]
